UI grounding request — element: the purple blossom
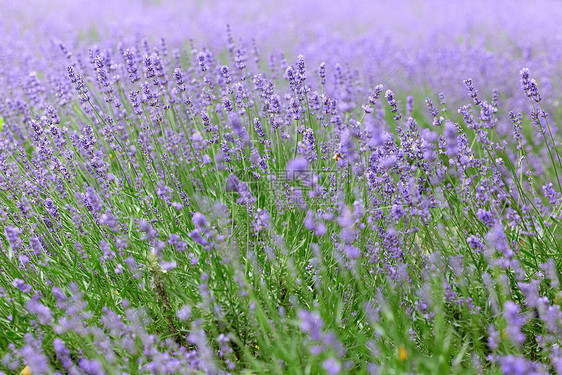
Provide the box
[322,358,341,374]
[5,226,23,251]
[19,334,50,375]
[486,223,513,260]
[13,278,32,293]
[503,301,527,345]
[498,355,547,375]
[78,358,105,375]
[477,209,495,227]
[161,260,177,271]
[26,298,53,325]
[177,305,191,321]
[225,174,242,193]
[298,310,324,341]
[467,235,484,251]
[192,212,209,229]
[488,325,499,350]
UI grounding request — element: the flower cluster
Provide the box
[1,1,562,374]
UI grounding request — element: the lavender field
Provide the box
[2,0,562,373]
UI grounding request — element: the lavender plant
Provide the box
[1,1,562,374]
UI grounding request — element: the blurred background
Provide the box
[1,0,562,111]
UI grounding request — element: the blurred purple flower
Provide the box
[322,358,341,374]
[286,158,309,181]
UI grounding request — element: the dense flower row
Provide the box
[1,1,562,374]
